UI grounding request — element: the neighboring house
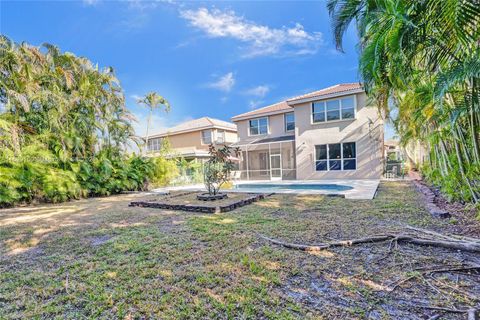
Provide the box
[384,139,403,161]
[146,117,237,161]
[231,83,384,180]
[384,139,405,179]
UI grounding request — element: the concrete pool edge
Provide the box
[151,179,380,200]
[232,179,380,200]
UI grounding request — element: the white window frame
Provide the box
[314,142,357,171]
[311,95,357,124]
[249,117,269,136]
[216,130,225,143]
[147,138,162,152]
[201,129,212,145]
[284,112,295,132]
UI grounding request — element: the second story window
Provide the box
[312,96,356,123]
[326,100,340,121]
[249,117,268,135]
[201,129,212,144]
[216,130,225,143]
[285,112,295,132]
[147,138,162,152]
[312,102,326,123]
[341,97,355,119]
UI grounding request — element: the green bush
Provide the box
[0,37,160,207]
[151,156,179,187]
[0,154,155,207]
[421,157,480,203]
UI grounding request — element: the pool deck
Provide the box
[153,179,380,200]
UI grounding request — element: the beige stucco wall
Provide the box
[165,129,238,150]
[235,112,294,141]
[294,92,384,179]
[164,131,207,150]
[223,130,238,144]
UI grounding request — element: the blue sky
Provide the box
[1,0,395,138]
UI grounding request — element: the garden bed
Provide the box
[129,191,273,213]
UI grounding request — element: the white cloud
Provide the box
[180,7,322,57]
[205,72,235,92]
[127,0,176,10]
[83,0,99,5]
[245,85,270,98]
[248,100,264,110]
[130,94,143,101]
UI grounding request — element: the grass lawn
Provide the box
[1,181,479,319]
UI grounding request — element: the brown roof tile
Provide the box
[149,117,236,138]
[231,101,292,121]
[287,83,362,103]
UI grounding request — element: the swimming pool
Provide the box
[235,183,353,192]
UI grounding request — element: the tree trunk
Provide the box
[144,109,152,155]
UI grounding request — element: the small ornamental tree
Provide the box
[203,144,240,196]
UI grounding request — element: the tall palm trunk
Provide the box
[144,108,152,155]
[453,135,478,203]
[470,78,480,163]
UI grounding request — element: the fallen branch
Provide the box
[418,306,478,320]
[258,233,480,253]
[258,234,395,251]
[421,266,480,274]
[405,226,480,244]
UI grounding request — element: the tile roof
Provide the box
[231,83,363,121]
[287,83,363,103]
[231,101,293,121]
[149,117,236,138]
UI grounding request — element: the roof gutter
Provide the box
[147,125,237,139]
[231,108,293,122]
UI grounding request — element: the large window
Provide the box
[315,142,356,171]
[285,112,295,132]
[147,138,162,152]
[249,117,268,135]
[312,96,356,123]
[201,129,212,144]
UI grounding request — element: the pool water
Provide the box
[235,183,353,192]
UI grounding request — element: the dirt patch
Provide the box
[90,235,113,247]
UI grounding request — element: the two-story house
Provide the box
[146,117,238,161]
[231,83,384,180]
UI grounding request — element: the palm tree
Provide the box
[137,92,170,154]
[326,0,480,202]
[0,36,159,205]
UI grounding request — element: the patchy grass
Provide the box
[0,181,479,319]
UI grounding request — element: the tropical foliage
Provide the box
[148,139,179,187]
[203,144,239,196]
[0,36,158,206]
[327,0,480,203]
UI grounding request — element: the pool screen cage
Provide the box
[233,138,296,181]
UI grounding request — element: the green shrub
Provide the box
[151,156,179,187]
[0,37,161,207]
